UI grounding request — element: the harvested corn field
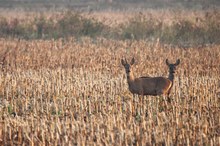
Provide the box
[0,37,219,145]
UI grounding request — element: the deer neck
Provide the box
[168,71,175,83]
[127,72,135,83]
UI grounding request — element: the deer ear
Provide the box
[175,59,180,66]
[121,59,126,66]
[166,59,169,66]
[130,57,135,65]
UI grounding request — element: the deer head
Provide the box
[121,57,135,75]
[166,59,180,74]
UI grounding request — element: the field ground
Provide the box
[0,9,219,146]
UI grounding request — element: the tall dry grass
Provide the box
[0,37,219,145]
[0,9,219,46]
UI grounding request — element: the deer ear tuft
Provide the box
[175,59,180,65]
[166,59,169,66]
[130,57,135,65]
[121,59,126,66]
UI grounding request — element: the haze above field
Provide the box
[1,0,220,11]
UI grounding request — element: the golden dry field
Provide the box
[0,11,220,146]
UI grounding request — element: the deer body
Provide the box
[121,58,180,97]
[127,76,172,96]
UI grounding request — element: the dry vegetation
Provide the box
[0,11,219,146]
[0,9,219,46]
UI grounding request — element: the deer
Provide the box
[165,58,180,97]
[121,57,180,103]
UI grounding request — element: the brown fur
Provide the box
[127,76,172,96]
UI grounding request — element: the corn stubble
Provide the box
[0,38,219,145]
